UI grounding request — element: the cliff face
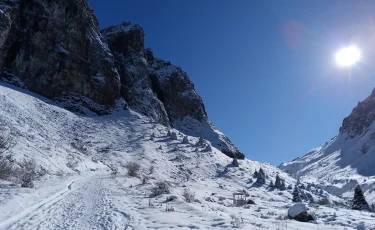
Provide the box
[339,88,375,138]
[0,1,244,159]
[0,0,121,113]
[102,22,244,159]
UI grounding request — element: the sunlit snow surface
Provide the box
[0,82,374,229]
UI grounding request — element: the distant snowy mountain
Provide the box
[280,88,375,204]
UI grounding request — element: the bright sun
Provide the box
[335,45,361,67]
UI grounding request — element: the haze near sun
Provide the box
[335,45,361,67]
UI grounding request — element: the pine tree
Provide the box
[256,174,266,184]
[253,170,259,179]
[269,181,274,188]
[274,174,286,190]
[352,185,371,211]
[275,174,282,188]
[292,185,302,202]
[231,158,239,167]
[281,180,286,190]
[259,168,265,178]
[255,167,266,184]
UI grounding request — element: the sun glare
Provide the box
[335,45,361,67]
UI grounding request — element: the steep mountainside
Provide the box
[1,82,374,229]
[0,0,243,159]
[280,88,375,200]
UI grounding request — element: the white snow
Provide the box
[0,82,374,229]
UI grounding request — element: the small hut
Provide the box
[233,191,247,206]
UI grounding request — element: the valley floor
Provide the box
[1,172,374,230]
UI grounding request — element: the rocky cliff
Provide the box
[0,0,121,113]
[0,1,244,159]
[339,88,375,138]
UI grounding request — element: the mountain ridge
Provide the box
[0,0,243,159]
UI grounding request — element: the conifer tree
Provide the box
[352,185,371,211]
[292,185,302,202]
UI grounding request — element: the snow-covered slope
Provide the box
[280,89,375,206]
[1,83,374,229]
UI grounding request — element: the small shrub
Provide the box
[0,156,14,180]
[55,169,65,177]
[142,176,149,185]
[230,214,243,228]
[247,199,256,204]
[149,165,154,174]
[182,188,195,203]
[66,157,79,169]
[0,121,15,156]
[150,181,170,197]
[165,195,178,203]
[125,161,141,177]
[19,159,38,188]
[317,197,331,206]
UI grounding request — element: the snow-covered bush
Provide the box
[316,197,330,206]
[150,181,171,197]
[0,120,15,156]
[0,156,14,180]
[182,188,195,203]
[125,161,141,177]
[142,176,149,185]
[230,214,244,228]
[66,156,79,169]
[19,159,38,188]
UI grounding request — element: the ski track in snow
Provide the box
[2,175,130,230]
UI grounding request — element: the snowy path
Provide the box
[0,175,131,230]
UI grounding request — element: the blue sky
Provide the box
[89,0,375,165]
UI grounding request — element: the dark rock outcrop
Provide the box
[0,0,244,159]
[0,0,121,111]
[340,88,375,138]
[102,22,244,159]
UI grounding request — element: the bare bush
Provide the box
[55,169,65,177]
[19,159,38,188]
[0,156,14,180]
[230,214,244,228]
[149,165,154,175]
[125,162,141,177]
[182,188,195,203]
[142,176,149,185]
[150,181,171,197]
[317,197,331,206]
[66,157,79,169]
[0,120,15,156]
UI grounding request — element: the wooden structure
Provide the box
[233,192,247,206]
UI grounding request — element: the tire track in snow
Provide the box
[0,180,77,229]
[1,176,129,230]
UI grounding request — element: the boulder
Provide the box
[288,203,314,222]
